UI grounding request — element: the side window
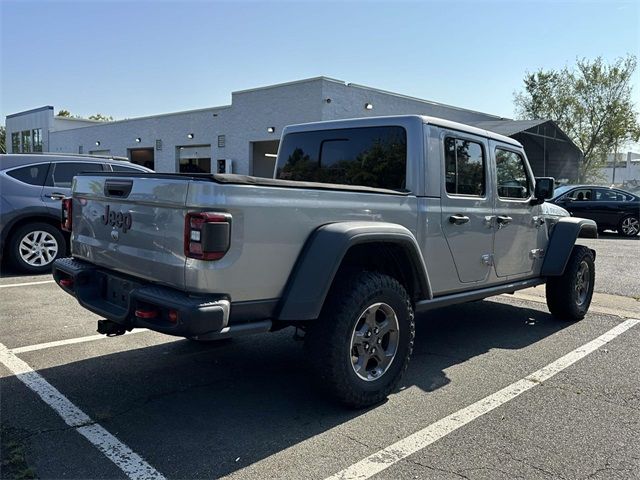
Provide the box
[110,164,144,173]
[566,188,592,201]
[495,149,531,199]
[595,189,628,201]
[6,164,50,186]
[444,137,485,196]
[47,162,104,188]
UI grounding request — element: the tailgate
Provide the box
[71,174,191,290]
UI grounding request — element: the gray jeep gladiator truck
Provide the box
[53,115,597,407]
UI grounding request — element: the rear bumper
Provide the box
[52,257,229,337]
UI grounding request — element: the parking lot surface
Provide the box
[1,236,639,480]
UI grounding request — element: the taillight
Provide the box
[61,198,73,232]
[185,212,231,260]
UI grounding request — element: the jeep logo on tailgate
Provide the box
[102,205,132,233]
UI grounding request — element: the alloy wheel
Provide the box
[575,260,590,307]
[18,230,59,267]
[350,302,400,381]
[621,217,639,236]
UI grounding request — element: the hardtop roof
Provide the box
[283,115,522,148]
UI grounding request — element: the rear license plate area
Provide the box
[102,275,134,308]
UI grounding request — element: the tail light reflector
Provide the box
[135,308,158,319]
[61,198,73,232]
[185,212,231,260]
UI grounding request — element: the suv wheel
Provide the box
[8,223,66,274]
[545,245,595,321]
[305,271,415,408]
[618,215,639,237]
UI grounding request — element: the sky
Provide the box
[1,0,638,122]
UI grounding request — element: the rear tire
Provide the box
[7,223,66,274]
[305,271,415,408]
[618,215,639,237]
[546,245,595,321]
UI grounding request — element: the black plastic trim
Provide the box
[416,278,544,311]
[52,258,230,337]
[276,222,431,321]
[541,217,598,276]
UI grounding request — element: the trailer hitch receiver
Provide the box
[97,320,130,337]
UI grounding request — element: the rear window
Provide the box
[6,164,49,186]
[276,126,407,191]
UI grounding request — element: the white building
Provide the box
[600,152,640,187]
[5,77,583,180]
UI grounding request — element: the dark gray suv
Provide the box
[0,154,152,273]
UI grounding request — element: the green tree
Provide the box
[56,110,113,121]
[514,55,640,182]
[0,125,6,154]
[88,113,114,122]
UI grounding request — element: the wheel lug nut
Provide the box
[365,331,371,338]
[377,338,381,344]
[371,347,376,354]
[374,328,379,334]
[364,344,369,350]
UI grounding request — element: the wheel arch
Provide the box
[1,211,66,257]
[541,217,597,277]
[276,222,432,322]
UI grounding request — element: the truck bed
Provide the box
[70,172,418,302]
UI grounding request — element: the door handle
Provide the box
[496,215,513,227]
[47,192,66,200]
[449,214,470,225]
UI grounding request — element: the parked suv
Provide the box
[0,154,152,273]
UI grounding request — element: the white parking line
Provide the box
[11,329,149,354]
[0,279,55,288]
[0,343,165,480]
[325,318,640,480]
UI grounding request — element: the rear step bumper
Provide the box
[52,257,230,338]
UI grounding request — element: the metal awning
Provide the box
[472,119,583,182]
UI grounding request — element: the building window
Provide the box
[78,146,83,154]
[444,137,485,196]
[11,132,20,153]
[21,130,31,153]
[32,129,43,152]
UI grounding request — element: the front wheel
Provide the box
[618,215,639,237]
[546,245,595,321]
[305,271,415,408]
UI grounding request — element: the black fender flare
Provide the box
[276,222,432,321]
[541,217,597,276]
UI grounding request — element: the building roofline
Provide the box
[232,76,344,95]
[6,106,54,119]
[49,104,233,133]
[344,81,509,120]
[54,116,104,123]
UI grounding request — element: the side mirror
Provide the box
[533,177,555,204]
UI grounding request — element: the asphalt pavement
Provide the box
[1,235,639,480]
